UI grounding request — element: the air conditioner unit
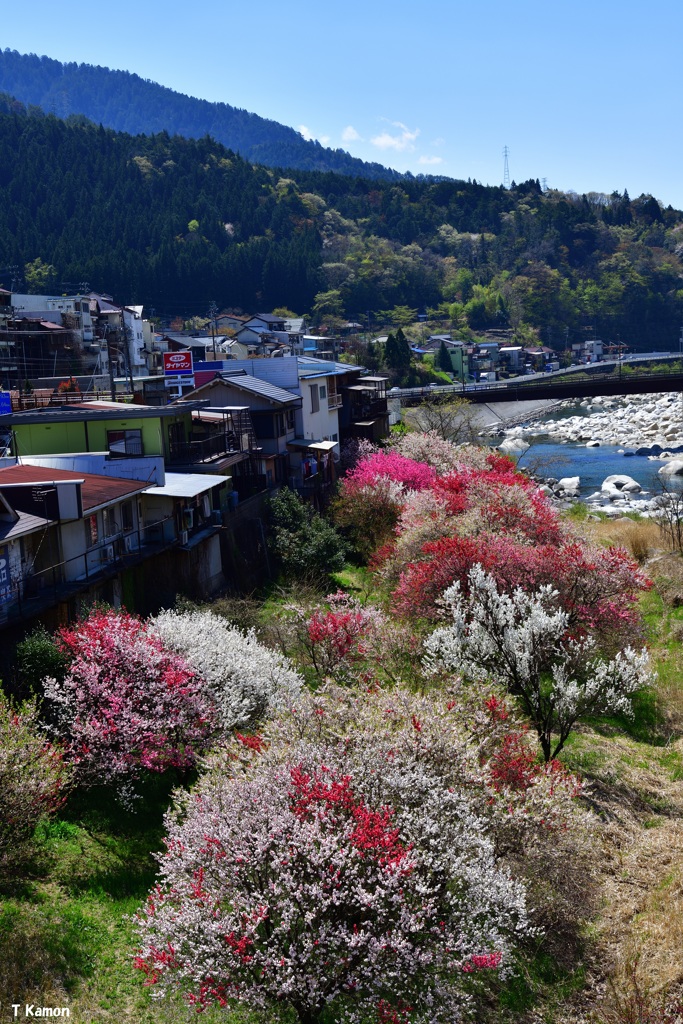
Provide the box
[123,535,134,553]
[179,530,189,546]
[104,544,115,562]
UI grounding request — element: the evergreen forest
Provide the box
[1,91,682,351]
[0,49,403,180]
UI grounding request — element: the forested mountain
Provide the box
[1,96,682,351]
[0,49,403,180]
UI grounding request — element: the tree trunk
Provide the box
[293,1004,320,1024]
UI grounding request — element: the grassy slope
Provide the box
[2,527,683,1022]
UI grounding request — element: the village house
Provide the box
[179,373,301,489]
[0,398,252,475]
[0,452,229,630]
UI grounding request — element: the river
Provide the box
[496,399,682,498]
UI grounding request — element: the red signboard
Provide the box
[163,351,193,375]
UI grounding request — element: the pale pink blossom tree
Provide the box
[135,684,590,1022]
[135,745,529,1023]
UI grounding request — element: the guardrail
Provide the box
[393,360,683,404]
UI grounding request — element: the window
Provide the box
[121,500,134,533]
[85,514,98,548]
[332,433,338,442]
[309,384,319,414]
[287,409,295,430]
[107,429,143,457]
[319,385,327,399]
[102,508,118,538]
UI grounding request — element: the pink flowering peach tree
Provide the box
[135,688,541,1023]
[42,609,213,790]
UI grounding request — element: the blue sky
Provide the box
[4,0,683,207]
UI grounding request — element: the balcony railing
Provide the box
[350,397,388,420]
[327,393,342,409]
[168,431,242,465]
[1,517,176,624]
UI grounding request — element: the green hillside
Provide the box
[0,95,681,350]
[0,48,404,181]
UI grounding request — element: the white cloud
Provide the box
[432,137,445,147]
[298,125,330,146]
[418,155,444,165]
[370,120,420,152]
[342,125,362,142]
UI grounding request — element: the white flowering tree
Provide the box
[151,609,302,732]
[135,688,538,1024]
[424,565,652,761]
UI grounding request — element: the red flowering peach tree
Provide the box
[43,609,213,790]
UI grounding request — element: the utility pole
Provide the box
[120,308,134,395]
[106,325,116,401]
[208,301,218,359]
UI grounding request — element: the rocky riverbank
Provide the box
[489,392,683,516]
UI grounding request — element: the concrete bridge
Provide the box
[395,357,683,406]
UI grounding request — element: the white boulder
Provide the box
[601,474,643,497]
[557,476,581,492]
[498,438,530,455]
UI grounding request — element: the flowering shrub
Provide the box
[135,689,535,1023]
[339,436,380,473]
[43,609,213,787]
[151,609,302,732]
[57,376,80,395]
[393,533,648,651]
[305,592,377,681]
[283,592,424,688]
[389,430,465,475]
[333,476,405,561]
[0,693,70,866]
[344,450,437,493]
[373,489,454,585]
[424,565,653,760]
[338,435,648,651]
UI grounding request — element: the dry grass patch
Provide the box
[580,517,666,564]
[591,819,683,1021]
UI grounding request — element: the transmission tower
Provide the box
[503,145,510,189]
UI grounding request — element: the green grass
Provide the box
[496,945,586,1015]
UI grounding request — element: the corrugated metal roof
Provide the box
[218,374,300,405]
[144,473,226,498]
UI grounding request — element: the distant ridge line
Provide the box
[0,48,417,181]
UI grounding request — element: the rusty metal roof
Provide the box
[0,465,148,512]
